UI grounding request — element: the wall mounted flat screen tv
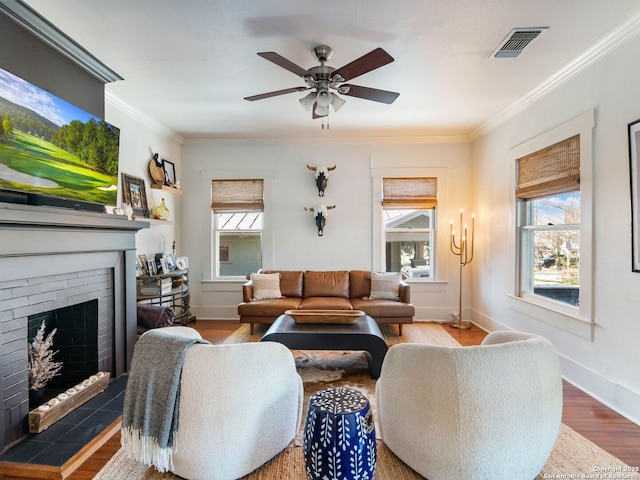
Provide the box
[0,66,119,212]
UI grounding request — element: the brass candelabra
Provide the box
[450,209,475,329]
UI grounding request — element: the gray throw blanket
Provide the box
[121,329,209,472]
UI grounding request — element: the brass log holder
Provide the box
[450,209,475,330]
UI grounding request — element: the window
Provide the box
[383,177,437,279]
[517,135,580,307]
[211,179,263,277]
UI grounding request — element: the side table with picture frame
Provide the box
[136,254,194,324]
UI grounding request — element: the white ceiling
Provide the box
[21,0,640,140]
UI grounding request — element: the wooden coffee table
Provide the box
[260,313,388,379]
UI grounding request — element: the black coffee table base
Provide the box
[260,314,388,379]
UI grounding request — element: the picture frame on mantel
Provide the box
[121,173,149,218]
[628,118,640,272]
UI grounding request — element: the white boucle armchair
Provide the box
[141,326,303,480]
[376,331,563,480]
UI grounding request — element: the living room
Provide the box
[1,0,640,474]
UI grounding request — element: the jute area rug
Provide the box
[95,322,635,480]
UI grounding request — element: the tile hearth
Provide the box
[0,375,126,469]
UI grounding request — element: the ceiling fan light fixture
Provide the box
[314,104,329,117]
[330,93,346,112]
[299,92,315,111]
[316,89,332,107]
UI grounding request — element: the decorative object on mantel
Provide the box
[307,164,336,197]
[122,202,134,220]
[28,321,63,397]
[304,204,336,236]
[153,198,170,220]
[28,372,110,433]
[449,209,475,329]
[122,173,150,218]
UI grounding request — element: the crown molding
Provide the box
[0,0,122,83]
[470,10,640,141]
[182,133,471,146]
[106,92,184,146]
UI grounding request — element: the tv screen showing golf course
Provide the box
[0,66,119,210]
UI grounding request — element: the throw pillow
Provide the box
[251,273,282,300]
[369,272,402,300]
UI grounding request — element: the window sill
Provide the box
[507,294,593,341]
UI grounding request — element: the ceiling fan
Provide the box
[244,45,399,120]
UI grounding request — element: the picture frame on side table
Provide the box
[176,256,189,270]
[122,173,149,218]
[159,257,169,274]
[138,255,149,275]
[148,259,157,275]
[162,159,176,187]
[165,253,177,272]
[629,118,640,272]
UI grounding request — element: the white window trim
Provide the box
[508,110,594,339]
[371,167,450,283]
[200,169,274,281]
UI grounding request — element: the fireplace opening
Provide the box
[27,299,98,406]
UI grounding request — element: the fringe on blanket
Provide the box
[121,425,177,473]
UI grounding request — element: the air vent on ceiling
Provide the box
[491,27,548,58]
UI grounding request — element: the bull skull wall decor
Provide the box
[307,165,336,196]
[304,204,336,236]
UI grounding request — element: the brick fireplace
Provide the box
[0,203,146,451]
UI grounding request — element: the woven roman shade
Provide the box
[516,135,580,199]
[211,179,264,212]
[382,177,437,209]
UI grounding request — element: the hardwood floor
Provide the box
[8,320,638,479]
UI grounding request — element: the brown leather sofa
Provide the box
[238,270,415,334]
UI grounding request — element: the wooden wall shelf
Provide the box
[150,184,183,194]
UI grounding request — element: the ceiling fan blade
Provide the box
[257,52,308,77]
[244,87,309,101]
[340,84,399,104]
[332,48,394,82]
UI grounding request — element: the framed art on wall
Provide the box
[629,118,640,272]
[162,159,176,187]
[121,173,149,218]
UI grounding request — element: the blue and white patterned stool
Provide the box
[303,386,376,480]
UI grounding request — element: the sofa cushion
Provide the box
[369,272,402,300]
[251,273,282,300]
[238,297,303,317]
[304,271,350,298]
[350,298,415,318]
[261,270,304,298]
[299,297,353,310]
[349,270,371,298]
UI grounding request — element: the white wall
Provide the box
[470,33,640,424]
[180,138,472,321]
[105,96,184,261]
